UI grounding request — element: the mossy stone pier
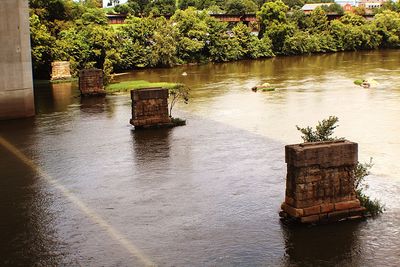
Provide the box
[130,88,173,129]
[280,140,366,224]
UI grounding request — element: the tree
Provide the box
[29,14,55,78]
[308,7,329,33]
[373,10,400,48]
[296,116,340,142]
[206,18,242,61]
[257,0,289,38]
[147,0,177,15]
[340,12,366,26]
[320,3,343,15]
[127,0,151,16]
[169,85,189,118]
[224,0,258,15]
[171,8,210,62]
[232,23,273,58]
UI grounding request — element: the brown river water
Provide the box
[1,50,400,266]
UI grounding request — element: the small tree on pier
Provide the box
[168,84,189,118]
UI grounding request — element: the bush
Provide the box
[354,160,385,216]
[296,116,384,217]
[296,116,340,142]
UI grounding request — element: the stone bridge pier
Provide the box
[0,0,35,119]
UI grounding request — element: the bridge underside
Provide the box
[0,0,35,120]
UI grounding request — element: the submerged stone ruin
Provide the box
[130,88,173,129]
[79,69,106,96]
[51,61,72,81]
[280,140,366,224]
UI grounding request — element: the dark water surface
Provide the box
[1,51,400,266]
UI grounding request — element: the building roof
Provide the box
[301,3,332,11]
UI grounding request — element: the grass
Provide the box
[261,88,276,92]
[105,80,180,93]
[110,24,127,31]
[50,78,78,84]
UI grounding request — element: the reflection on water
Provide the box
[0,120,65,266]
[1,50,400,266]
[132,128,171,163]
[282,222,361,266]
[80,96,108,113]
[51,83,73,111]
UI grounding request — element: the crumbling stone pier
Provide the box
[79,69,105,96]
[51,61,72,81]
[130,88,172,129]
[280,140,366,224]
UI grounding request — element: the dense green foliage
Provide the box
[296,116,340,142]
[29,0,400,79]
[297,117,385,217]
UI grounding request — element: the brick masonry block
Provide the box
[281,140,364,224]
[285,140,358,168]
[281,202,304,218]
[51,61,71,80]
[130,88,171,127]
[303,205,321,216]
[320,203,334,213]
[334,199,361,211]
[79,68,105,95]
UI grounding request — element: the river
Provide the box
[1,50,399,266]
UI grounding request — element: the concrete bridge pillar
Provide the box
[0,0,35,119]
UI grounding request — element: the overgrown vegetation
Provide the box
[105,80,179,92]
[354,160,385,216]
[296,116,341,142]
[296,116,384,217]
[168,84,190,118]
[29,0,400,80]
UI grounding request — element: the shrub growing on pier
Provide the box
[296,116,385,217]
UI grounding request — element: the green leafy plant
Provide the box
[296,116,384,217]
[168,84,189,118]
[354,159,385,216]
[296,116,341,142]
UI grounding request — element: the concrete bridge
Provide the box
[0,0,35,120]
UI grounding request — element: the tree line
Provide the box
[29,0,400,80]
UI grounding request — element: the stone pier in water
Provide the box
[280,140,366,224]
[51,61,72,81]
[79,69,105,96]
[130,88,172,128]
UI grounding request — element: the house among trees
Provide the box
[342,3,354,12]
[301,3,333,14]
[358,0,386,9]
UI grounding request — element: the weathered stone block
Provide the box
[285,140,358,168]
[51,61,71,80]
[280,140,364,224]
[281,202,303,217]
[320,203,334,213]
[334,199,360,211]
[303,205,321,216]
[130,88,172,128]
[79,69,105,96]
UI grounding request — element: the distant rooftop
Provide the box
[301,3,333,11]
